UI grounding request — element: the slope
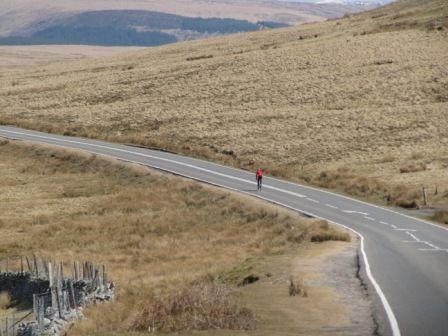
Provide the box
[0,0,447,215]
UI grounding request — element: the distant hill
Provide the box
[0,0,381,46]
[0,10,284,47]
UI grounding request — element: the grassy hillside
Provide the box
[0,0,447,213]
[0,45,143,70]
[0,140,357,335]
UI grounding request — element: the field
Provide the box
[1,0,446,215]
[0,140,362,335]
[0,45,143,70]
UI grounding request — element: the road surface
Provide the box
[1,125,447,336]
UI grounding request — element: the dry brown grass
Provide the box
[309,220,351,243]
[127,280,255,332]
[0,292,11,311]
[399,162,427,173]
[0,46,143,71]
[0,140,350,335]
[432,209,448,224]
[0,0,446,214]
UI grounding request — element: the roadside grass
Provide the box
[0,292,10,311]
[432,210,448,225]
[0,141,350,334]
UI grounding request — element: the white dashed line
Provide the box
[343,210,369,215]
[325,204,338,209]
[0,127,403,336]
[364,216,375,221]
[422,241,440,250]
[419,249,448,252]
[379,221,389,225]
[394,228,417,232]
[306,198,320,203]
[405,232,421,242]
[391,224,397,229]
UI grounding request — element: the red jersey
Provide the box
[256,169,263,177]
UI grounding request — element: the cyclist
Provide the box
[255,168,263,191]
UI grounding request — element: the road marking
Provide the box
[343,210,369,215]
[306,198,320,203]
[379,221,389,225]
[422,241,440,250]
[394,228,417,232]
[364,216,375,221]
[0,129,309,199]
[419,248,448,252]
[391,224,397,229]
[406,232,421,242]
[325,204,338,209]
[0,127,404,336]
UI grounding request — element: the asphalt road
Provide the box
[1,125,447,336]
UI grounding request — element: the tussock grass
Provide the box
[0,141,350,334]
[126,280,255,332]
[432,210,448,225]
[288,276,308,297]
[186,54,213,61]
[0,1,446,218]
[400,163,427,173]
[309,220,351,243]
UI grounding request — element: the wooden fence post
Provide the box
[33,255,39,278]
[60,262,64,280]
[56,264,63,318]
[49,262,58,310]
[26,256,32,273]
[74,262,80,281]
[43,259,49,280]
[102,265,106,286]
[422,186,428,206]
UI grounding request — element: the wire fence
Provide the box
[0,256,113,336]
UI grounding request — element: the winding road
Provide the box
[1,125,447,336]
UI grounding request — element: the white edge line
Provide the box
[0,129,308,199]
[136,159,403,336]
[3,126,446,235]
[0,129,401,336]
[268,175,448,233]
[2,126,447,233]
[116,156,402,336]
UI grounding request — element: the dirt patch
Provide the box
[202,237,374,336]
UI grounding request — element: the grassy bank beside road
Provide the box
[0,140,354,335]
